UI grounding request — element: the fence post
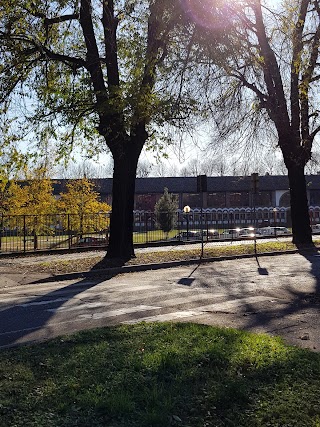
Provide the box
[145,212,148,244]
[205,212,209,241]
[33,216,38,250]
[23,215,26,253]
[0,213,3,252]
[68,214,71,249]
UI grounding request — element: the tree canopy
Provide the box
[2,0,318,252]
[182,0,320,244]
[58,178,110,215]
[58,177,110,235]
[0,0,209,260]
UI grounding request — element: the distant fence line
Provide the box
[133,207,290,232]
[0,207,318,254]
[0,213,110,253]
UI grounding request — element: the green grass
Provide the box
[1,322,320,426]
[133,229,179,243]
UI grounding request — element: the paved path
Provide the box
[1,251,320,351]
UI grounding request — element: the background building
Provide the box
[52,174,320,210]
[51,174,320,228]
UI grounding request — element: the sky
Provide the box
[6,0,320,179]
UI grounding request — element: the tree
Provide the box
[2,165,57,217]
[1,168,57,246]
[154,187,177,238]
[136,160,153,178]
[189,0,320,244]
[55,159,112,180]
[58,178,111,236]
[1,181,28,215]
[0,119,30,213]
[0,0,196,260]
[151,162,179,177]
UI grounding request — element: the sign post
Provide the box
[197,175,207,259]
[251,173,259,254]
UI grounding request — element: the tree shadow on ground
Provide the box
[294,242,320,303]
[90,256,129,270]
[233,245,320,345]
[0,267,120,349]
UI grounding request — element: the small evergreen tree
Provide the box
[154,188,177,238]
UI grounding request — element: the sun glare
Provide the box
[180,0,241,30]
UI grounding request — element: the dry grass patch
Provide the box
[24,240,302,275]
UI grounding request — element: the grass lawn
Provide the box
[1,322,320,427]
[133,229,179,243]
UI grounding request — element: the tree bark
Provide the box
[106,137,144,261]
[287,162,312,245]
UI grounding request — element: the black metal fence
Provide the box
[0,213,110,253]
[0,210,292,254]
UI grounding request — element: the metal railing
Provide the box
[0,211,294,254]
[0,213,110,253]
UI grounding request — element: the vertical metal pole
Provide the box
[0,213,2,252]
[253,193,256,228]
[23,215,26,253]
[253,193,257,255]
[145,212,148,244]
[200,193,204,258]
[206,212,209,241]
[186,214,189,240]
[68,214,71,249]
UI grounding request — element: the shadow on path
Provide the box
[255,254,269,276]
[3,247,320,350]
[0,266,120,349]
[238,246,320,344]
[295,243,320,301]
[178,262,201,286]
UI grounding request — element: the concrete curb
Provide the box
[42,248,307,282]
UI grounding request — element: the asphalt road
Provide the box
[1,251,320,351]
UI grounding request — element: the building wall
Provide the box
[133,190,274,211]
[52,176,320,211]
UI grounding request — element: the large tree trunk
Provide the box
[106,138,143,261]
[287,162,312,245]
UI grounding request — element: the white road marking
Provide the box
[123,310,203,324]
[197,295,274,312]
[122,296,275,324]
[77,305,162,320]
[47,302,111,312]
[20,297,69,307]
[0,284,163,307]
[0,295,277,342]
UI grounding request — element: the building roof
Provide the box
[50,174,320,195]
[134,175,289,193]
[134,175,320,193]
